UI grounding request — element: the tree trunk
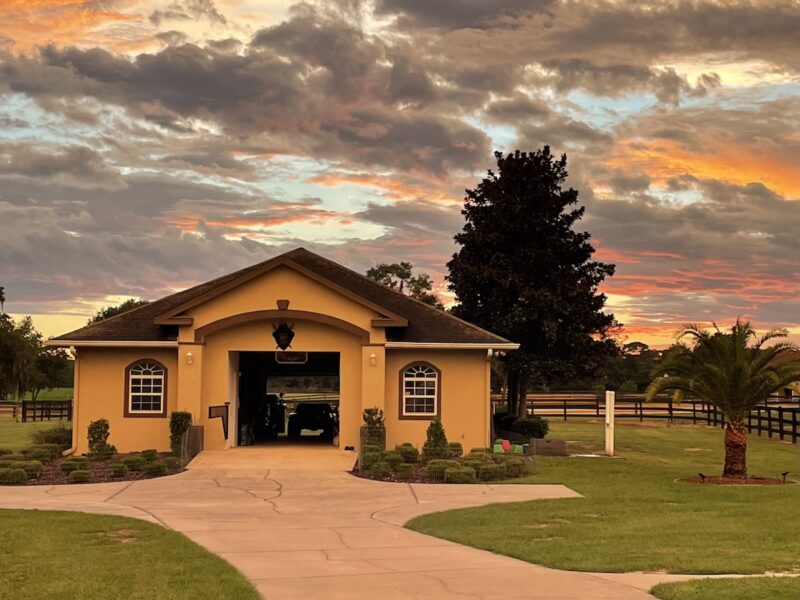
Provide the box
[722,419,748,479]
[506,370,519,416]
[516,372,529,419]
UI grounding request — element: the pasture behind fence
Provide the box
[491,392,800,444]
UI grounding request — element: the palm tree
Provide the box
[646,320,800,479]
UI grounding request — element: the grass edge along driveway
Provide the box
[407,421,800,575]
[651,576,800,600]
[0,509,260,600]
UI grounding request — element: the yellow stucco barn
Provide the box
[48,248,517,455]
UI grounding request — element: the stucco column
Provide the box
[176,344,203,423]
[361,345,386,415]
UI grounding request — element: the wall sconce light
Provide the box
[369,352,377,366]
[186,351,194,365]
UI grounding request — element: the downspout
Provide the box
[62,347,78,457]
[486,349,492,447]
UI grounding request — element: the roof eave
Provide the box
[45,340,178,348]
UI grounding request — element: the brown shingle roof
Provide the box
[52,248,512,346]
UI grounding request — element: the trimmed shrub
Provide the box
[142,460,167,477]
[24,448,51,462]
[123,456,145,471]
[496,414,519,432]
[368,461,391,479]
[0,460,12,469]
[360,451,381,471]
[110,462,128,477]
[362,444,381,455]
[395,443,420,464]
[446,442,463,458]
[68,470,91,484]
[381,451,405,470]
[60,458,86,475]
[361,408,387,450]
[164,457,181,470]
[470,447,493,454]
[394,463,415,480]
[478,463,506,481]
[0,448,12,456]
[31,444,62,459]
[170,411,193,456]
[87,418,116,459]
[141,449,158,462]
[32,425,72,448]
[422,418,448,462]
[425,459,459,482]
[464,458,491,471]
[0,468,28,484]
[12,460,44,479]
[3,453,27,462]
[504,458,525,478]
[444,467,476,484]
[510,416,549,439]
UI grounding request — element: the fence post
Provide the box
[778,407,785,441]
[563,398,567,422]
[668,397,674,423]
[692,401,696,425]
[21,400,27,423]
[757,408,762,437]
[768,407,773,438]
[638,399,643,422]
[747,411,752,433]
[792,410,798,445]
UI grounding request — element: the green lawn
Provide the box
[408,421,800,574]
[652,577,800,600]
[0,420,71,451]
[0,510,259,600]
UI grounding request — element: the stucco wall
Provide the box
[181,265,384,344]
[200,319,363,451]
[72,347,178,453]
[384,349,490,451]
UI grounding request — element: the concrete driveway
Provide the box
[0,445,697,599]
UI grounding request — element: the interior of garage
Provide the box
[237,351,340,446]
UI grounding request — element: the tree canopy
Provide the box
[88,298,149,324]
[0,313,71,400]
[447,148,618,414]
[366,262,443,308]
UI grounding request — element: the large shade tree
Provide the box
[366,262,443,308]
[646,321,800,479]
[447,148,618,416]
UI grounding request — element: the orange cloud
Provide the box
[607,138,800,197]
[0,0,149,54]
[309,173,462,204]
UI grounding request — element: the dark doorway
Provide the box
[237,351,340,446]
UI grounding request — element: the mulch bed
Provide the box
[21,453,179,486]
[679,475,792,485]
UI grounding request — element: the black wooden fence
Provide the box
[491,393,800,445]
[20,400,73,422]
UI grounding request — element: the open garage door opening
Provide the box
[237,351,340,446]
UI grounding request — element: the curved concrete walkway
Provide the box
[0,446,702,599]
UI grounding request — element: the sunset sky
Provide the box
[1,0,799,347]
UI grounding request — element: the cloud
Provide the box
[150,0,227,26]
[0,143,125,189]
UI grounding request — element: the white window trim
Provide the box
[127,362,166,415]
[401,364,439,417]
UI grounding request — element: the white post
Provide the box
[605,390,615,456]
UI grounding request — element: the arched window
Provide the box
[125,360,167,417]
[400,363,440,419]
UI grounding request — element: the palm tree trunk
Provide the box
[722,419,748,479]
